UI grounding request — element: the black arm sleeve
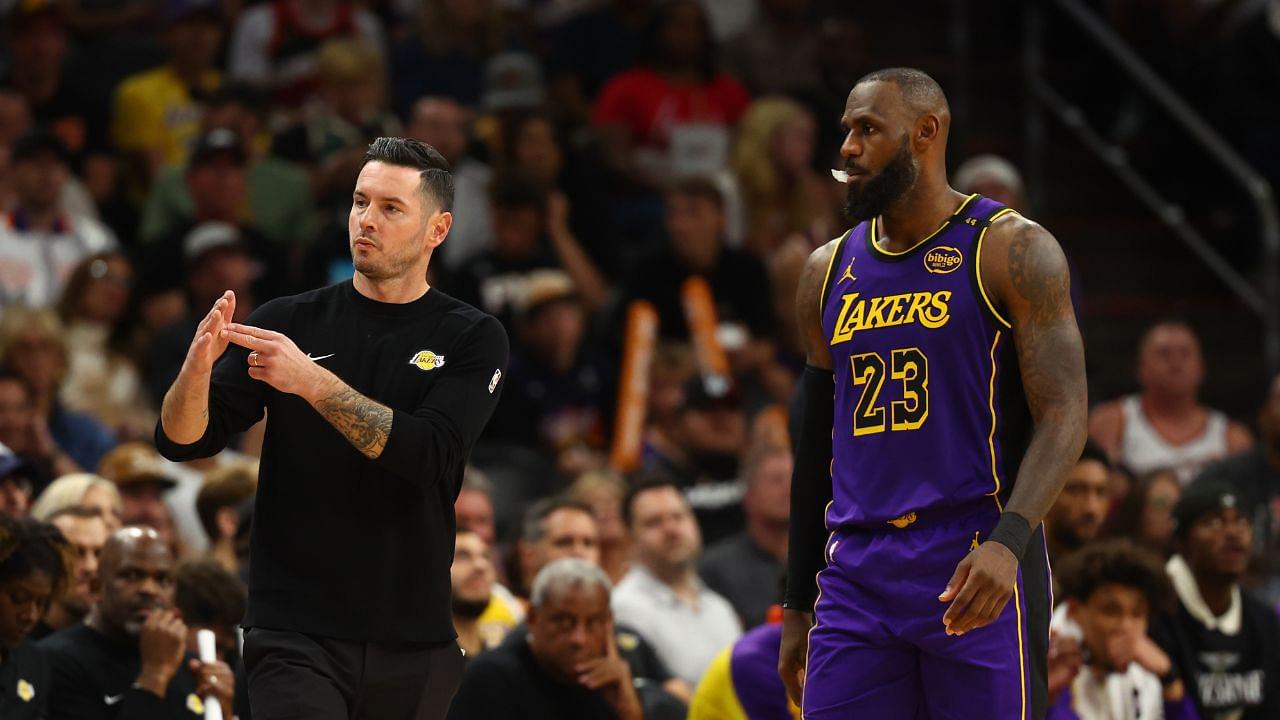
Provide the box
[782,364,835,612]
[375,315,509,486]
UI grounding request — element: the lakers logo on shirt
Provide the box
[16,678,33,702]
[923,246,963,274]
[186,694,204,714]
[829,291,953,344]
[409,350,446,372]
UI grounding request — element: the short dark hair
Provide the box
[196,464,257,542]
[361,137,455,212]
[621,472,685,529]
[1078,439,1110,469]
[173,560,247,628]
[666,176,724,209]
[522,497,595,543]
[0,516,72,599]
[855,67,950,117]
[1057,539,1172,614]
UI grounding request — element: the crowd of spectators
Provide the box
[0,0,1278,718]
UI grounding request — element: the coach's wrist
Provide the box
[987,512,1032,561]
[300,366,341,405]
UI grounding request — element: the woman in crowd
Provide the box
[0,515,72,718]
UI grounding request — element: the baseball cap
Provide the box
[183,222,247,264]
[519,269,578,319]
[98,443,178,490]
[189,128,246,168]
[1172,476,1254,539]
[481,52,546,112]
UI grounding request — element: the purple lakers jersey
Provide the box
[819,194,1031,528]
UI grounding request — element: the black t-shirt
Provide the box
[447,248,562,329]
[1152,591,1280,720]
[0,638,49,720]
[39,624,204,720]
[447,633,619,720]
[621,247,775,341]
[483,345,613,458]
[155,281,509,643]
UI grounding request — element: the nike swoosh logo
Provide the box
[307,353,335,361]
[104,694,123,705]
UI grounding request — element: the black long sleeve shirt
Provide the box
[156,281,509,643]
[0,638,49,719]
[39,624,202,720]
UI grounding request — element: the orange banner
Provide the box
[610,301,659,473]
[680,276,731,390]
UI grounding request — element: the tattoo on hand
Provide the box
[315,386,393,458]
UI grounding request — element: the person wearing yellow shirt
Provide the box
[111,0,223,192]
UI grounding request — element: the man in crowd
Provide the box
[699,444,791,628]
[517,497,601,597]
[1045,442,1112,564]
[97,442,181,552]
[1152,479,1280,719]
[1051,540,1194,719]
[40,527,235,718]
[35,505,110,639]
[448,558,643,720]
[1197,373,1280,606]
[173,559,247,666]
[613,478,741,686]
[1090,321,1252,483]
[195,462,257,573]
[452,529,516,657]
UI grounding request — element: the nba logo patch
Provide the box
[924,246,963,274]
[488,369,502,394]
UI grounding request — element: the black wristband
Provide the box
[987,511,1032,560]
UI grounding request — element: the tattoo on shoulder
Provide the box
[1007,224,1070,323]
[315,385,393,458]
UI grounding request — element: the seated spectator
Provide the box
[591,0,749,188]
[0,309,118,473]
[687,617,797,720]
[486,271,613,477]
[730,96,834,257]
[110,0,224,193]
[545,0,651,125]
[0,130,116,308]
[55,252,152,440]
[613,478,742,686]
[567,470,631,584]
[195,462,257,573]
[699,444,790,629]
[228,0,386,111]
[0,373,73,487]
[451,172,606,329]
[1151,479,1280,719]
[35,506,109,639]
[455,466,499,548]
[30,473,123,530]
[953,154,1028,212]
[643,378,747,544]
[1089,320,1252,484]
[1046,442,1112,565]
[0,515,72,719]
[140,83,316,262]
[452,529,516,657]
[405,96,493,273]
[41,527,234,719]
[621,178,779,395]
[1051,540,1193,719]
[1107,469,1181,560]
[448,558,644,720]
[1195,373,1280,607]
[272,39,401,211]
[0,448,36,518]
[97,443,182,556]
[389,0,506,114]
[516,497,601,599]
[172,559,246,667]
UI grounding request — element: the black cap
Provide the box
[10,128,69,165]
[189,128,246,168]
[683,375,741,411]
[1173,476,1254,539]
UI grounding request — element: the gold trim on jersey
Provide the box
[868,193,980,258]
[819,231,851,314]
[974,208,1019,329]
[986,331,1005,511]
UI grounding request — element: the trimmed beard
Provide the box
[842,136,918,224]
[452,594,491,620]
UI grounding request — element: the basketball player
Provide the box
[779,68,1088,719]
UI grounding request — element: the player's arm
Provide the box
[940,215,1087,636]
[778,238,839,704]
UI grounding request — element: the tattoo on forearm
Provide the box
[315,385,393,458]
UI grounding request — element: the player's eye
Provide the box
[863,124,876,135]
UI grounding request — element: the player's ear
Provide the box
[426,210,452,249]
[916,115,941,147]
